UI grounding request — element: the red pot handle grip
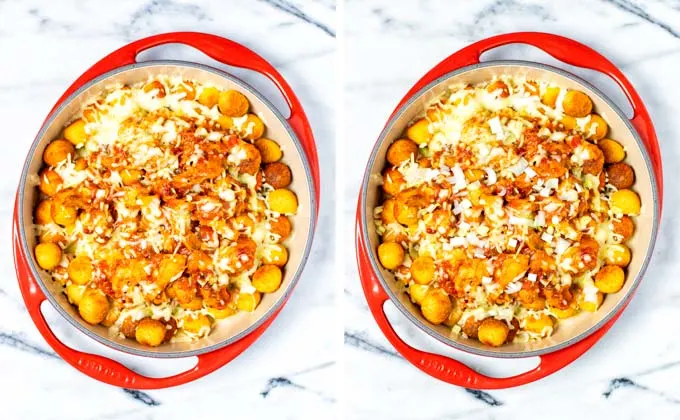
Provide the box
[13,202,276,389]
[53,31,319,207]
[356,224,626,389]
[396,32,662,201]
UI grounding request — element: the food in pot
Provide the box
[374,76,640,346]
[32,76,297,346]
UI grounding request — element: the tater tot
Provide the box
[408,284,429,304]
[269,215,292,242]
[263,162,292,189]
[582,143,604,176]
[584,114,608,140]
[135,318,166,347]
[579,291,604,312]
[68,256,93,285]
[604,244,631,267]
[524,313,555,334]
[208,305,237,319]
[394,199,419,226]
[180,297,204,310]
[595,265,625,293]
[443,304,463,327]
[39,169,63,196]
[267,189,298,214]
[521,297,546,311]
[598,139,626,163]
[262,244,288,266]
[43,140,75,167]
[462,317,482,339]
[380,199,397,225]
[157,254,187,287]
[218,90,249,117]
[119,317,138,339]
[561,115,577,130]
[478,318,509,346]
[254,138,283,163]
[34,199,54,225]
[51,203,77,227]
[252,264,283,293]
[236,292,262,312]
[410,256,435,285]
[239,114,265,140]
[382,167,405,196]
[610,189,641,215]
[406,118,431,145]
[182,314,211,334]
[541,86,561,107]
[386,139,418,166]
[377,242,404,270]
[65,284,86,306]
[101,306,121,327]
[78,289,110,325]
[550,305,578,319]
[420,289,452,325]
[63,119,87,145]
[612,216,635,242]
[606,163,635,189]
[562,90,593,118]
[198,86,220,107]
[35,242,61,270]
[216,115,233,130]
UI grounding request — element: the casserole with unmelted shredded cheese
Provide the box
[374,76,641,347]
[32,76,298,347]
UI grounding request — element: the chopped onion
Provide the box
[555,238,571,255]
[505,281,522,294]
[485,167,497,185]
[488,116,505,140]
[509,158,529,176]
[450,237,468,247]
[534,211,546,227]
[452,165,467,190]
[509,215,532,226]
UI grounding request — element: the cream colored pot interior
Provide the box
[20,62,314,357]
[363,62,657,357]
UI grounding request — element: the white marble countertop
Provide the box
[0,1,335,419]
[343,0,680,419]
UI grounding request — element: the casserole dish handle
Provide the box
[13,201,278,389]
[396,31,662,200]
[357,222,626,389]
[54,31,320,205]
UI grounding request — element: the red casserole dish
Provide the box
[13,32,320,389]
[356,32,662,388]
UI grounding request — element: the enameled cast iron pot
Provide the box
[356,32,663,389]
[13,32,320,389]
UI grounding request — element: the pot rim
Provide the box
[18,59,317,358]
[360,59,660,359]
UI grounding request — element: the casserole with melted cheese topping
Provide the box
[32,76,298,347]
[374,75,640,347]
